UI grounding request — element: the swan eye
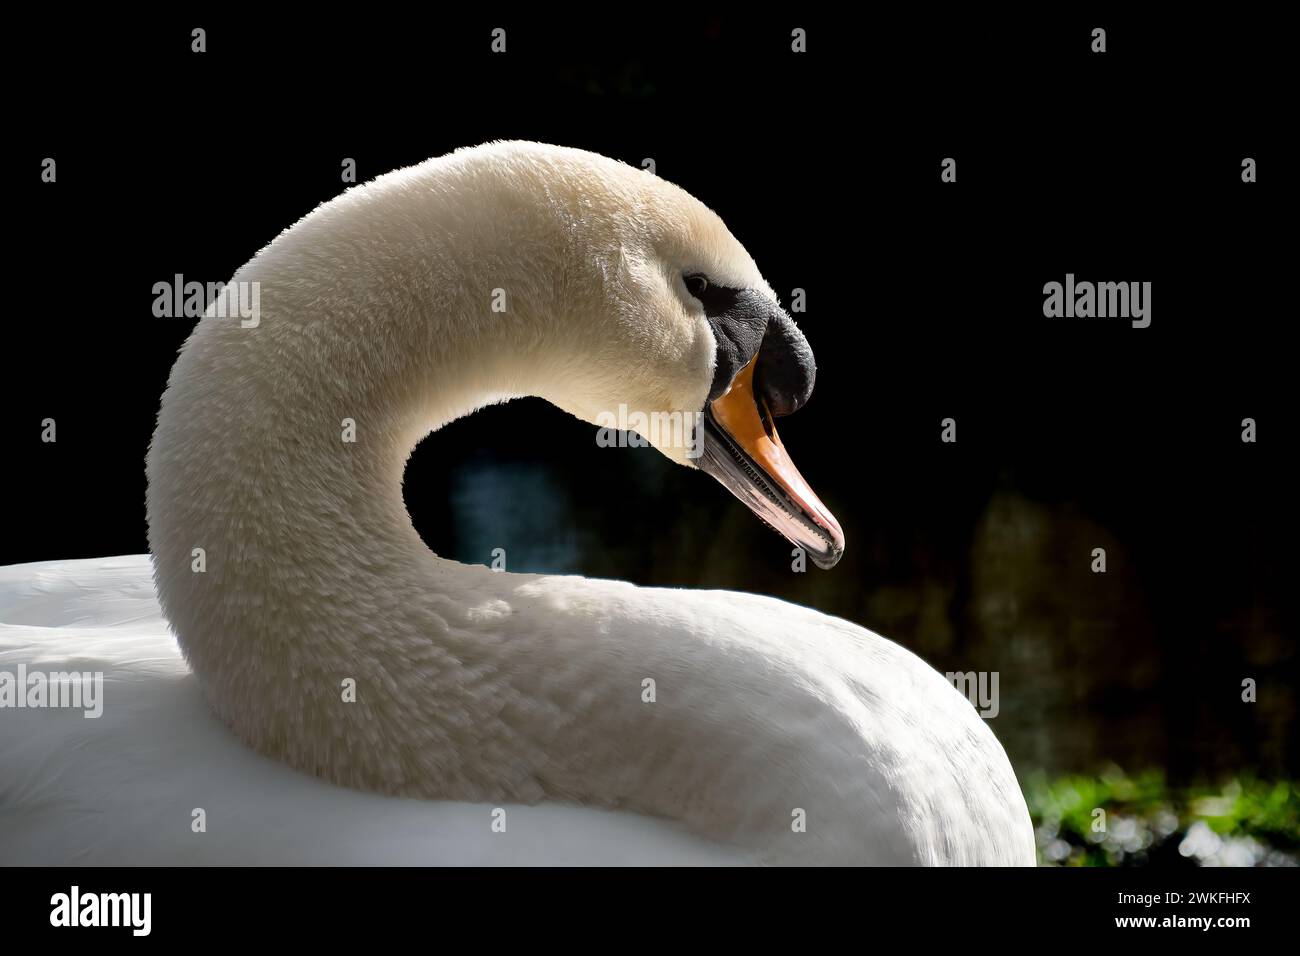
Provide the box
[684,274,709,298]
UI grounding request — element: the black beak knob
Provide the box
[755,309,816,418]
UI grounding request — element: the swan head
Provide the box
[518,145,845,569]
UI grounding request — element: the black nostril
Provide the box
[756,310,816,418]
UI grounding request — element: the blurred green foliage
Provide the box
[1027,766,1299,867]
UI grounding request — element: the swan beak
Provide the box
[698,354,845,569]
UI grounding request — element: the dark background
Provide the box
[6,11,1294,855]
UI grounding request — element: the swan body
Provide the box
[7,142,1035,864]
[0,556,741,864]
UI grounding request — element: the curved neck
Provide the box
[145,163,603,703]
[161,167,596,573]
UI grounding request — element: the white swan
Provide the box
[1,142,1034,865]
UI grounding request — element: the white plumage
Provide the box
[1,143,1034,865]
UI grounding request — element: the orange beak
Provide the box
[699,354,845,568]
